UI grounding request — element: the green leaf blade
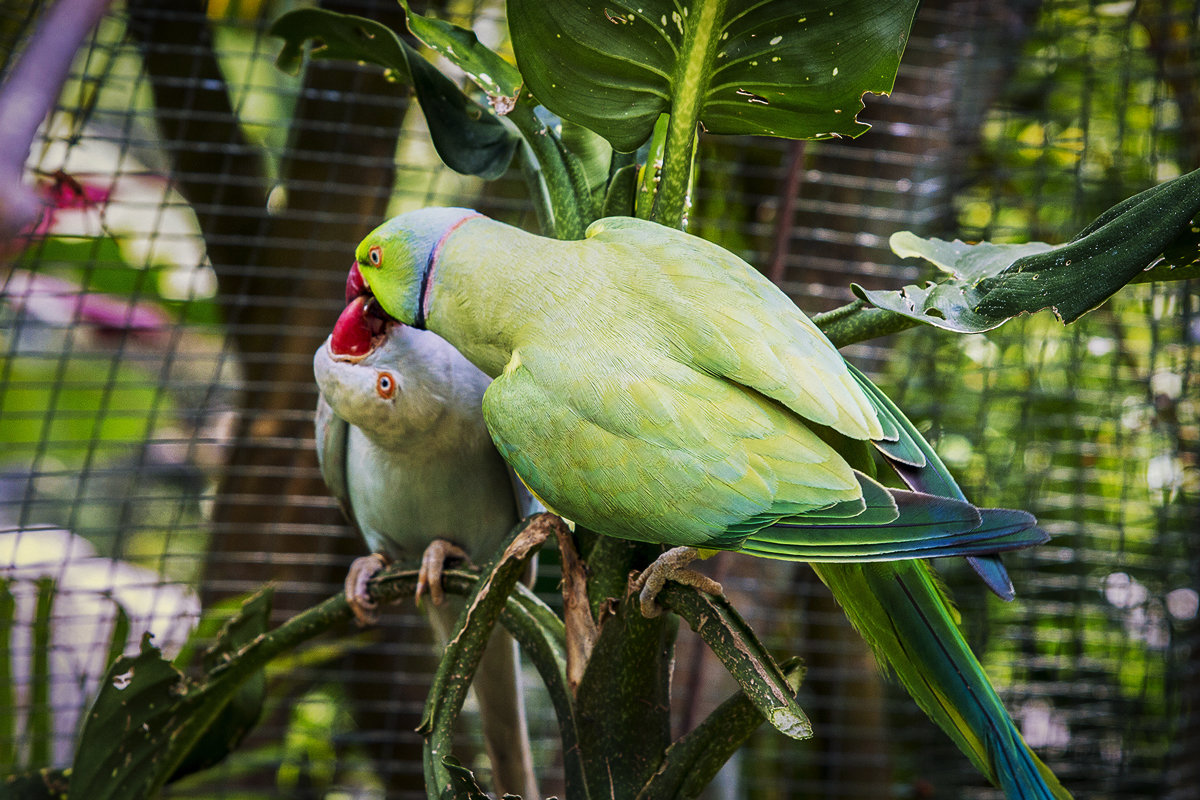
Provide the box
[703,1,917,139]
[509,1,673,151]
[270,9,517,179]
[509,0,919,152]
[69,591,274,799]
[168,590,271,783]
[400,1,522,100]
[0,581,16,770]
[28,579,55,770]
[69,635,192,800]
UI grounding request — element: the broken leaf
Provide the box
[69,590,273,799]
[856,166,1200,332]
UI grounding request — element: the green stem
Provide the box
[637,658,806,800]
[658,583,810,740]
[509,98,587,239]
[653,0,726,228]
[420,515,550,799]
[813,299,922,348]
[518,141,556,236]
[635,114,669,220]
[423,574,591,799]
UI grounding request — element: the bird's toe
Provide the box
[345,552,390,626]
[416,539,471,606]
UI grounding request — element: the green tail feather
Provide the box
[813,560,1072,800]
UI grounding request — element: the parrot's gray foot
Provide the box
[345,552,391,627]
[631,546,725,618]
[416,539,471,607]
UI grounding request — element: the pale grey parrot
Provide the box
[313,291,539,798]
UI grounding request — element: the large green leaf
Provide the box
[168,592,270,782]
[508,0,920,152]
[69,590,272,800]
[271,9,517,179]
[855,166,1200,332]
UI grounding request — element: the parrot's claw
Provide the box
[345,552,391,627]
[416,539,472,607]
[631,546,725,618]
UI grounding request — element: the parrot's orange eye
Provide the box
[376,372,396,399]
[368,245,382,266]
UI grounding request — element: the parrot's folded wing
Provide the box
[741,464,1044,561]
[587,217,882,441]
[743,505,1046,561]
[846,364,1022,600]
[315,395,354,524]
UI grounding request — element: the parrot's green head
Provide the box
[350,208,482,329]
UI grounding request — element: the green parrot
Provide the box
[346,208,1071,799]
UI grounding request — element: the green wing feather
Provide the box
[744,507,1046,561]
[848,364,1022,599]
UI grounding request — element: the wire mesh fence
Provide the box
[1,0,1196,798]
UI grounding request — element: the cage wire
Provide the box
[0,0,1197,798]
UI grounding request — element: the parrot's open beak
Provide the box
[330,262,397,361]
[345,260,369,304]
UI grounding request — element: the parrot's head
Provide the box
[315,322,491,443]
[350,207,482,330]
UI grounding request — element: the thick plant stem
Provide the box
[509,99,588,239]
[653,0,726,228]
[813,299,921,348]
[419,514,557,800]
[637,658,806,800]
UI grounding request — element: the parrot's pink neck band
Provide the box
[415,212,482,329]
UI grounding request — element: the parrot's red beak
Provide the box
[346,260,369,304]
[330,261,395,360]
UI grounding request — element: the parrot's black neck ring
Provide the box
[413,212,483,330]
[413,251,435,330]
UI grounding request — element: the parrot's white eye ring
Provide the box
[376,372,396,399]
[368,245,382,266]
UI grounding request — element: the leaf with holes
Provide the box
[69,590,272,799]
[169,591,271,782]
[856,166,1200,332]
[398,1,522,106]
[508,0,920,152]
[271,8,516,179]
